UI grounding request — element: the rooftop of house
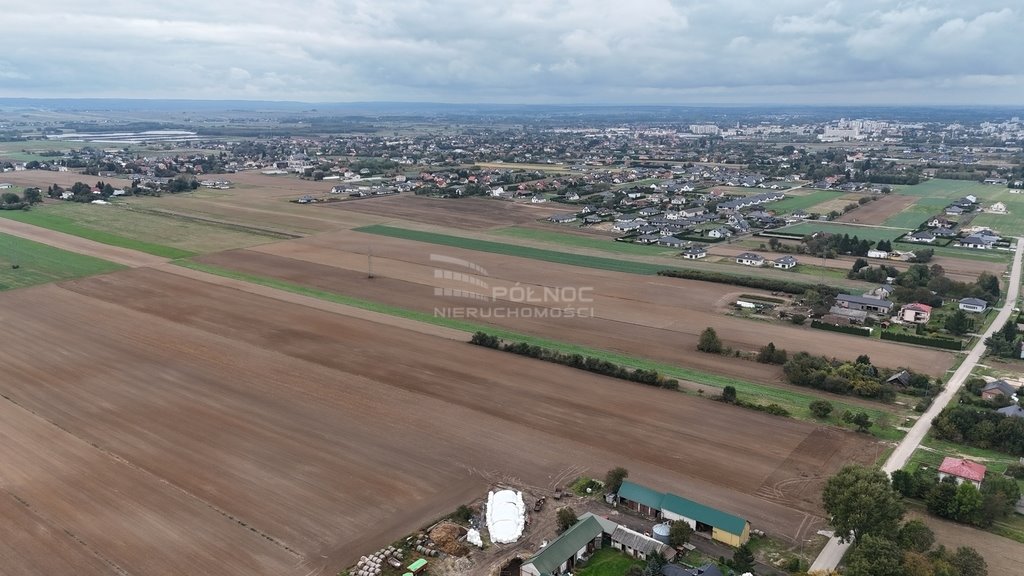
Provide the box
[938,457,987,483]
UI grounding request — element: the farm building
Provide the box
[519,513,673,576]
[867,249,889,259]
[616,481,750,547]
[937,458,986,489]
[958,298,988,313]
[835,294,893,314]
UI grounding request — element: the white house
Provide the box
[958,297,988,313]
[682,246,707,259]
[867,249,889,259]
[988,202,1007,214]
[736,252,765,266]
[772,256,798,269]
[706,227,732,239]
[937,458,986,489]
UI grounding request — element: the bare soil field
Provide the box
[907,511,1024,576]
[196,229,956,378]
[0,269,881,574]
[325,194,564,230]
[837,194,918,225]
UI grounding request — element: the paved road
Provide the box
[810,240,1024,573]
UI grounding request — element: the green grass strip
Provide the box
[0,210,196,259]
[0,231,126,291]
[177,259,896,437]
[355,224,670,274]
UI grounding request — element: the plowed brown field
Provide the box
[196,229,956,378]
[0,268,881,575]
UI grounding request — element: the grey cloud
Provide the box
[1,0,1021,104]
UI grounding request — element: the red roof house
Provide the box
[937,457,986,487]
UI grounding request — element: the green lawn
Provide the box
[0,232,125,290]
[893,180,997,200]
[492,226,679,256]
[768,190,845,214]
[356,224,671,275]
[882,196,950,229]
[0,208,195,259]
[178,259,900,437]
[576,549,643,576]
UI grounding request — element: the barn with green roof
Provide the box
[616,480,750,547]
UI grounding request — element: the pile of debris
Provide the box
[353,546,405,576]
[429,522,469,556]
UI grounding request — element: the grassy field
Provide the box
[882,196,950,229]
[576,549,643,576]
[894,180,997,199]
[0,232,125,290]
[767,190,846,215]
[0,208,196,259]
[775,221,906,243]
[0,202,280,257]
[492,226,679,256]
[356,224,671,275]
[176,259,901,438]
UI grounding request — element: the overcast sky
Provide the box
[1,1,1020,105]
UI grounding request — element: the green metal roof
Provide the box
[618,480,748,536]
[617,480,665,510]
[660,492,747,536]
[407,558,428,572]
[527,515,603,575]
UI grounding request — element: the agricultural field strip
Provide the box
[0,270,880,571]
[175,257,900,426]
[0,231,126,291]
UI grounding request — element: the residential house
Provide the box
[927,217,954,228]
[583,215,603,225]
[549,213,578,224]
[959,235,995,249]
[835,294,894,314]
[958,298,988,313]
[988,202,1007,214]
[907,231,936,243]
[997,405,1024,419]
[937,457,986,489]
[980,379,1018,401]
[944,206,965,216]
[706,227,732,239]
[899,303,932,324]
[635,233,663,244]
[735,252,765,266]
[772,256,798,269]
[933,226,958,238]
[682,246,707,259]
[609,525,675,561]
[656,236,687,248]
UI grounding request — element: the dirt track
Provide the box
[0,268,881,575]
[196,229,956,379]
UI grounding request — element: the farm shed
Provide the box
[520,515,604,576]
[616,481,750,547]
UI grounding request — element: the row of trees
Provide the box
[848,262,1000,307]
[783,352,908,401]
[0,186,41,210]
[823,465,987,576]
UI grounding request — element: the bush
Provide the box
[556,507,579,532]
[658,268,826,295]
[697,327,723,353]
[790,313,807,325]
[469,331,501,348]
[810,399,834,418]
[721,385,737,403]
[452,505,473,523]
[1006,464,1024,479]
